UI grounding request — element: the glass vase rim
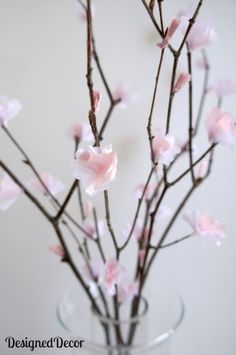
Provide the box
[57,282,185,352]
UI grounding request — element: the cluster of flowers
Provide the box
[1,8,236,301]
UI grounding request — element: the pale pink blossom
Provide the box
[83,218,104,239]
[0,96,22,127]
[84,200,94,218]
[152,130,180,166]
[173,73,191,92]
[158,18,181,49]
[99,258,124,296]
[196,56,209,70]
[82,259,104,298]
[0,173,22,210]
[208,80,236,99]
[49,244,65,258]
[93,91,102,112]
[207,107,236,146]
[179,16,217,51]
[28,173,65,197]
[197,161,208,179]
[184,210,225,245]
[72,144,118,196]
[69,122,92,142]
[139,250,146,267]
[177,137,198,158]
[155,205,171,220]
[118,276,139,303]
[123,219,149,243]
[134,183,157,200]
[113,83,132,109]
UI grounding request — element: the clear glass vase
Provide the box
[57,283,184,355]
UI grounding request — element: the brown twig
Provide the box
[187,45,196,183]
[147,49,165,163]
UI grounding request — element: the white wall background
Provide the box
[0,0,236,354]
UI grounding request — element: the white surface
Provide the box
[0,0,236,354]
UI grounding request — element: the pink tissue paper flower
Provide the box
[197,161,208,179]
[118,275,139,303]
[207,107,236,146]
[0,173,22,210]
[93,91,102,112]
[183,210,225,246]
[82,258,104,298]
[84,200,94,218]
[158,18,181,49]
[28,173,65,197]
[113,83,133,109]
[0,96,22,127]
[83,218,104,239]
[173,73,191,92]
[123,219,149,243]
[72,144,118,196]
[99,258,124,296]
[49,244,65,258]
[134,183,157,200]
[208,80,236,99]
[179,15,217,51]
[196,56,209,70]
[69,122,92,142]
[139,250,146,267]
[152,130,180,166]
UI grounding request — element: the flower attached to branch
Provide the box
[84,199,94,219]
[0,173,22,210]
[93,91,102,112]
[49,244,66,259]
[208,80,236,99]
[0,96,22,127]
[28,173,65,197]
[83,218,104,240]
[183,210,225,246]
[82,258,104,298]
[69,122,93,142]
[158,18,181,49]
[72,144,118,196]
[173,73,191,92]
[179,16,217,51]
[99,258,124,296]
[152,130,180,166]
[207,107,236,146]
[134,183,157,201]
[113,83,133,109]
[118,275,139,303]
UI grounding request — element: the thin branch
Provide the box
[194,50,210,135]
[169,143,216,186]
[144,184,196,279]
[187,46,196,183]
[157,0,165,33]
[2,125,91,237]
[177,0,204,55]
[141,0,175,54]
[147,49,165,163]
[149,233,193,249]
[55,181,78,221]
[0,160,52,222]
[86,0,99,146]
[93,208,106,263]
[165,55,178,133]
[104,190,119,257]
[119,165,156,252]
